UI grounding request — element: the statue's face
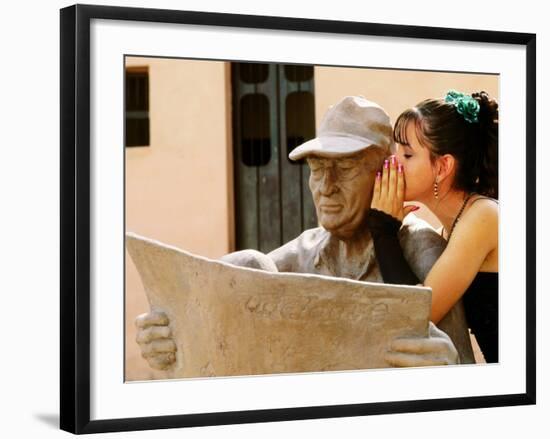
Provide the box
[307,149,384,239]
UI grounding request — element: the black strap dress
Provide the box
[462,271,498,362]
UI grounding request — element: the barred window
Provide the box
[125,68,150,147]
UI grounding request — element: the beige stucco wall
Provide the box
[125,57,233,381]
[126,61,498,380]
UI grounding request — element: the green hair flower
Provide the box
[444,90,480,123]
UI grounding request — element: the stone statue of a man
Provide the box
[136,96,470,371]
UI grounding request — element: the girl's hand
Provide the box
[371,155,418,222]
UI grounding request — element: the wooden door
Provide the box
[232,63,317,253]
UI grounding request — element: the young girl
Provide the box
[366,90,499,363]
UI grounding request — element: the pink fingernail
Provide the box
[384,160,389,169]
[376,171,381,180]
[398,164,403,173]
[391,156,396,166]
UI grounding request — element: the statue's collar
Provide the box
[314,230,377,280]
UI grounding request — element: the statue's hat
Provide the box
[289,96,395,160]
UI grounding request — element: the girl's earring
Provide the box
[433,180,439,199]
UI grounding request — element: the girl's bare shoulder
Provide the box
[460,197,498,234]
[446,196,498,262]
[466,196,499,222]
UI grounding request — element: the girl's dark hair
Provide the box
[393,91,498,199]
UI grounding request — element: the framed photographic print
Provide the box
[60,4,536,434]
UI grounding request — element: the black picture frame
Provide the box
[60,3,536,434]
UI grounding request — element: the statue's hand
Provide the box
[384,322,459,367]
[135,310,177,370]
